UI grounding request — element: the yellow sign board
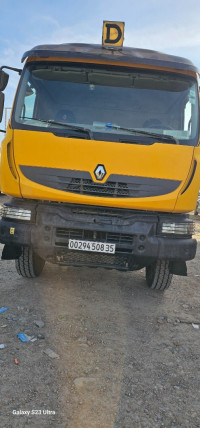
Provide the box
[102,21,125,48]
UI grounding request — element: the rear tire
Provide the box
[15,246,45,278]
[145,259,172,291]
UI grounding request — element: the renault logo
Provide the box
[94,164,106,181]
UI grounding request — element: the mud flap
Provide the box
[2,244,22,260]
[169,260,187,276]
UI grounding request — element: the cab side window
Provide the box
[22,85,36,118]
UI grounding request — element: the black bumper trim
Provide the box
[0,200,197,269]
[19,165,181,198]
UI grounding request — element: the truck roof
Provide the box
[21,43,199,73]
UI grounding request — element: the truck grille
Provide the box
[67,178,129,197]
[55,228,134,246]
[20,166,181,198]
[54,249,129,270]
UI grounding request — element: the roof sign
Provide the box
[102,21,125,48]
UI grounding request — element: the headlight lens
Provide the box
[161,221,195,236]
[0,205,31,221]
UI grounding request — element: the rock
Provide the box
[174,318,181,324]
[37,333,45,339]
[77,336,88,342]
[34,320,45,328]
[57,315,68,322]
[192,323,199,329]
[157,316,167,324]
[43,349,59,359]
[5,314,13,320]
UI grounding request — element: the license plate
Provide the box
[68,239,116,254]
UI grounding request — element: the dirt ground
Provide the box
[0,194,200,428]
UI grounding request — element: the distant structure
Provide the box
[4,107,11,128]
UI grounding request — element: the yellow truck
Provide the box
[0,22,199,290]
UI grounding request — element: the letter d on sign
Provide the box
[102,21,125,47]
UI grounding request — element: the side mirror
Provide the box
[0,70,9,91]
[0,92,5,122]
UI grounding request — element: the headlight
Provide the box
[0,205,31,221]
[161,221,195,236]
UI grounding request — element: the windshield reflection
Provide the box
[13,63,199,146]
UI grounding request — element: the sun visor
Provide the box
[21,43,199,74]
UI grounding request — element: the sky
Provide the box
[0,0,200,135]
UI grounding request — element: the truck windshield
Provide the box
[13,62,199,146]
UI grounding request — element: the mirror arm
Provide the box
[0,129,6,133]
[0,65,22,75]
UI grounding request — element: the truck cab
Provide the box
[0,36,199,290]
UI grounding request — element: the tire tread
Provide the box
[15,246,45,278]
[146,259,172,291]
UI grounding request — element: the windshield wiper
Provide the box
[106,123,179,145]
[20,117,93,139]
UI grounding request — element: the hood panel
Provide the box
[14,130,194,212]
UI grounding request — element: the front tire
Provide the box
[15,246,45,278]
[145,259,172,291]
